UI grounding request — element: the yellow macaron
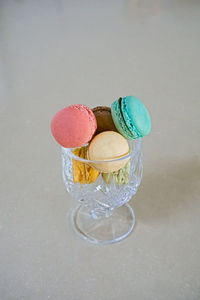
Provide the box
[72,146,99,184]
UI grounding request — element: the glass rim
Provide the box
[62,138,142,164]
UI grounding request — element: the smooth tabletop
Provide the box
[0,0,200,299]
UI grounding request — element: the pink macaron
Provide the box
[51,104,97,148]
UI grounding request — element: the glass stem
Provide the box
[90,206,113,219]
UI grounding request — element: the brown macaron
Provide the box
[92,106,117,134]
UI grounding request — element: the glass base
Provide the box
[72,204,135,245]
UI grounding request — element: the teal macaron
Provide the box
[111,96,151,140]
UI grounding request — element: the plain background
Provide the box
[0,0,200,299]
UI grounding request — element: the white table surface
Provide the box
[0,1,200,299]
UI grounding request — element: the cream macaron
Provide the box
[87,131,130,173]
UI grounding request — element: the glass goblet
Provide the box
[62,138,142,245]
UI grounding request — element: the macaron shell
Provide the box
[102,160,131,185]
[111,100,134,140]
[93,106,117,134]
[51,104,97,148]
[88,131,130,173]
[72,147,99,184]
[122,96,151,138]
[88,131,129,160]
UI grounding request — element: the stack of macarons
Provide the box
[51,96,151,185]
